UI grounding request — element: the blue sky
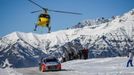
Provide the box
[0,0,134,37]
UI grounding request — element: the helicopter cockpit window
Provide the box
[39,14,50,18]
[45,15,50,18]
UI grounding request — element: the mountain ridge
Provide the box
[0,9,134,67]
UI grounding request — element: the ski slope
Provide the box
[13,57,134,75]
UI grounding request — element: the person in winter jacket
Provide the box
[127,50,134,67]
[82,48,88,59]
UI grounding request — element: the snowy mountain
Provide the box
[72,17,111,29]
[0,9,134,67]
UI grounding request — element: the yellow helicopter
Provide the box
[28,0,82,33]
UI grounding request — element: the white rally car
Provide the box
[39,56,61,72]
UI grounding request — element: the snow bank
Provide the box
[0,68,23,75]
[62,57,134,75]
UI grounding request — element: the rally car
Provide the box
[39,56,61,72]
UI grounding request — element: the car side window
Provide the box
[43,59,46,63]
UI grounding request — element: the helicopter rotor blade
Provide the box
[28,0,44,9]
[48,9,82,15]
[28,0,82,15]
[31,10,42,13]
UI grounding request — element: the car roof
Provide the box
[42,55,57,60]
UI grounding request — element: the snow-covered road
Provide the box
[13,57,134,75]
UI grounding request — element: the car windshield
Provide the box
[45,58,58,63]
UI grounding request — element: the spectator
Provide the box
[127,50,134,67]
